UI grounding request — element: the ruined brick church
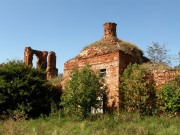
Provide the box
[64,22,149,111]
[23,22,179,112]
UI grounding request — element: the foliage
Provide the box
[120,63,156,115]
[61,65,104,119]
[157,75,180,116]
[0,60,61,119]
[146,42,171,65]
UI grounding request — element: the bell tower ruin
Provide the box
[46,51,58,79]
[24,47,58,79]
[103,22,117,40]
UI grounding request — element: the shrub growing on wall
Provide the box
[0,60,60,119]
[157,75,180,116]
[120,63,156,115]
[61,65,104,119]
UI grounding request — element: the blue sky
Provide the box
[0,0,180,73]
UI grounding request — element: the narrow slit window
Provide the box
[100,69,106,78]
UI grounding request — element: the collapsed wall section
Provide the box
[149,70,180,89]
[24,47,58,79]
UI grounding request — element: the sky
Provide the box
[0,0,180,73]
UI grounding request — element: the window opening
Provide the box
[32,54,36,68]
[100,69,106,78]
[91,68,107,114]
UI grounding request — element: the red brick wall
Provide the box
[64,50,148,111]
[64,51,120,110]
[149,70,180,89]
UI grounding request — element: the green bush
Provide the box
[157,75,180,116]
[120,63,156,115]
[0,60,61,119]
[61,65,104,119]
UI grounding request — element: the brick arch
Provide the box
[24,47,58,79]
[24,47,48,69]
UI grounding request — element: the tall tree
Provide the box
[146,42,171,65]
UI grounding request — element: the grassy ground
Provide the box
[0,112,179,135]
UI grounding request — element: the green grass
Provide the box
[49,75,63,84]
[0,112,179,135]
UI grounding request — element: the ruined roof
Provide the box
[70,22,148,61]
[77,38,143,58]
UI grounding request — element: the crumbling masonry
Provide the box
[24,47,58,79]
[64,22,149,112]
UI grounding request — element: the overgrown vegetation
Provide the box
[0,60,61,119]
[120,64,156,116]
[83,38,140,51]
[0,112,179,135]
[157,75,180,116]
[80,38,143,59]
[61,65,104,119]
[120,63,180,117]
[1,40,180,134]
